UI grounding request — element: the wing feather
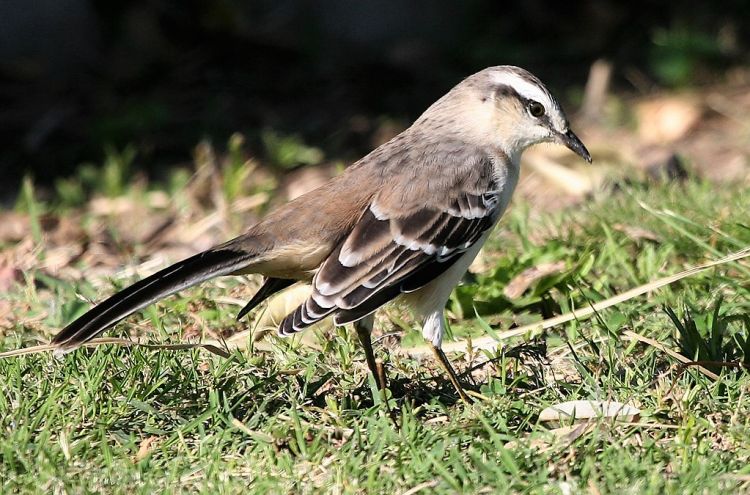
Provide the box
[279,189,501,334]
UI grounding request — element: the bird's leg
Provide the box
[355,315,399,426]
[422,311,473,403]
[354,315,386,390]
[430,344,472,403]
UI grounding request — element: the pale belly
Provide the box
[401,230,490,320]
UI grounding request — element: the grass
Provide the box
[2,161,750,493]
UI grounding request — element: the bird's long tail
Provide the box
[52,248,257,352]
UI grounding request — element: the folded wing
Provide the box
[278,188,501,334]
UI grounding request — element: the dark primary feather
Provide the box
[52,249,257,351]
[278,187,501,335]
[333,254,462,325]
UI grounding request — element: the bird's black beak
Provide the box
[558,129,592,163]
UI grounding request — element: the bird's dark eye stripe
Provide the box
[494,86,549,118]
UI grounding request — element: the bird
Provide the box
[52,65,591,402]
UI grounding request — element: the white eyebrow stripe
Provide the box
[491,72,554,110]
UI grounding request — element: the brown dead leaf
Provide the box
[0,255,23,291]
[613,223,661,243]
[88,196,175,247]
[43,246,84,274]
[43,214,87,246]
[636,96,703,144]
[0,238,40,291]
[281,165,336,201]
[523,150,597,196]
[0,300,12,329]
[134,436,158,462]
[424,415,449,425]
[0,212,29,243]
[504,261,566,299]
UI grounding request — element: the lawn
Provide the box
[1,159,749,493]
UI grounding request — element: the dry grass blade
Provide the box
[405,246,750,357]
[400,480,440,495]
[622,330,720,380]
[0,337,231,359]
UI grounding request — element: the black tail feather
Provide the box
[52,249,255,351]
[236,277,295,321]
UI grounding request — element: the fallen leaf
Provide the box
[43,214,87,246]
[539,400,641,426]
[281,165,336,201]
[0,256,22,291]
[523,151,597,196]
[0,212,29,243]
[0,300,12,328]
[504,261,566,299]
[636,96,702,144]
[134,436,158,462]
[43,246,84,274]
[613,224,661,243]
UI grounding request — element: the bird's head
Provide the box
[417,65,591,164]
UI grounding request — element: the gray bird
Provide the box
[52,66,591,402]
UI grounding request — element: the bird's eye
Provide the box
[528,101,545,118]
